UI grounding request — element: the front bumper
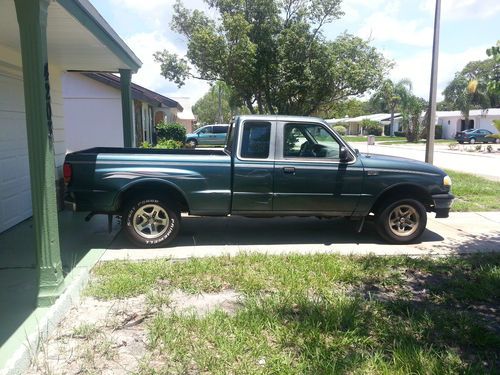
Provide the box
[432,193,454,218]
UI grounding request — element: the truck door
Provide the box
[273,121,364,215]
[231,120,275,212]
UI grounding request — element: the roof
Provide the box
[0,0,142,72]
[325,113,400,124]
[58,0,142,72]
[435,108,500,117]
[83,73,182,110]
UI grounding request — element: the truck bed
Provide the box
[65,146,232,215]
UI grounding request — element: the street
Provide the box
[350,142,500,181]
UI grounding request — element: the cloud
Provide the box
[357,11,433,47]
[420,0,500,20]
[390,45,489,100]
[126,31,210,103]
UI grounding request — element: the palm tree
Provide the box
[400,94,426,142]
[371,79,413,136]
[443,72,491,131]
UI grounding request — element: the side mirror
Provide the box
[339,146,350,162]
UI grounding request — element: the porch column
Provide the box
[119,69,133,147]
[14,0,64,306]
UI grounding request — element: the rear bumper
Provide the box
[432,193,454,218]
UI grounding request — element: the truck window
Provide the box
[284,123,340,159]
[240,122,271,159]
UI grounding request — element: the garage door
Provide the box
[0,72,32,233]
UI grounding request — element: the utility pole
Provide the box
[425,0,441,164]
[217,82,223,124]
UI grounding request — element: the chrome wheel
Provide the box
[132,204,170,239]
[388,204,420,237]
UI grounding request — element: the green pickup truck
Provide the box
[64,115,454,247]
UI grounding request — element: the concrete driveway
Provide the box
[102,212,500,261]
[350,141,500,180]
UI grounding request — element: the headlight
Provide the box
[443,175,452,187]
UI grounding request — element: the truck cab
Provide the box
[227,116,362,216]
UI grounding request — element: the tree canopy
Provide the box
[155,0,390,115]
[442,57,499,120]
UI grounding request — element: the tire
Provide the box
[375,198,427,244]
[469,138,476,144]
[458,141,463,144]
[122,196,180,248]
[186,139,198,147]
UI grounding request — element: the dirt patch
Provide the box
[27,290,242,374]
[167,289,242,316]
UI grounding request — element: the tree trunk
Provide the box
[245,98,255,114]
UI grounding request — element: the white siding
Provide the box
[62,72,124,152]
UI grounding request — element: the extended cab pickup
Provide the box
[64,115,454,247]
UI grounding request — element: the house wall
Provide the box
[477,116,497,133]
[62,72,124,152]
[439,115,499,139]
[0,44,66,233]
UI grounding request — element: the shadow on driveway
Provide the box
[109,216,445,249]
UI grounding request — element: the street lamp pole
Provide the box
[425,0,441,164]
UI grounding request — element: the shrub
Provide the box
[155,139,183,149]
[360,119,383,136]
[156,122,186,142]
[333,125,347,135]
[394,131,406,137]
[140,141,152,148]
[486,133,500,139]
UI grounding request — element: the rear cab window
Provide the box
[239,121,272,159]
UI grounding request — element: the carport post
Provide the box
[14,0,64,306]
[119,69,134,147]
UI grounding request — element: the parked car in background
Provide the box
[186,124,229,147]
[455,129,499,144]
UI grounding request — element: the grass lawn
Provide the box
[87,253,500,374]
[446,169,500,212]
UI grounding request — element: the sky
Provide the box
[91,0,499,108]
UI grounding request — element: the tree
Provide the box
[400,95,426,143]
[192,81,248,125]
[443,58,498,129]
[370,78,412,136]
[154,0,389,116]
[313,98,370,119]
[486,41,499,97]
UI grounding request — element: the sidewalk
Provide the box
[101,212,500,262]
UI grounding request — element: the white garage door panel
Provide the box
[0,73,32,233]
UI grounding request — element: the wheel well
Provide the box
[117,182,189,213]
[370,184,433,215]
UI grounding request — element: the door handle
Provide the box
[283,167,295,174]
